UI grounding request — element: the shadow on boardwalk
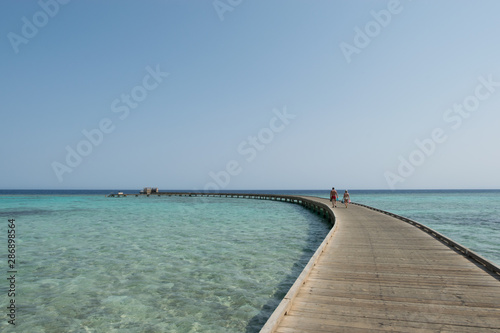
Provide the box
[245,206,332,332]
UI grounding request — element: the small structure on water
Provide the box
[140,187,159,195]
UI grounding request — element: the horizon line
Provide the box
[1,188,499,191]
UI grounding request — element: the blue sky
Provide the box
[1,0,500,190]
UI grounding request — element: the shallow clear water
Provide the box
[0,194,330,332]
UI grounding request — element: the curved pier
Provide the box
[108,192,500,331]
[108,192,336,225]
[262,197,500,332]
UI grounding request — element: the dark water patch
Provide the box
[0,207,87,218]
[0,189,126,195]
[0,209,55,217]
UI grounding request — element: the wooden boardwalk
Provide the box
[262,197,500,332]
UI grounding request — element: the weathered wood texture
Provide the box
[270,197,500,333]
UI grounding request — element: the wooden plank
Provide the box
[296,285,500,308]
[276,311,500,333]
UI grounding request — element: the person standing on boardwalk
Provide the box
[330,187,338,208]
[343,190,350,208]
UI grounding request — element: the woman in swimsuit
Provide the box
[343,190,350,208]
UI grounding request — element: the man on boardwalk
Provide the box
[330,187,338,207]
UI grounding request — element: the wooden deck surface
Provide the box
[270,197,500,332]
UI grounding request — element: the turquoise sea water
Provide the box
[0,192,330,332]
[0,189,499,332]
